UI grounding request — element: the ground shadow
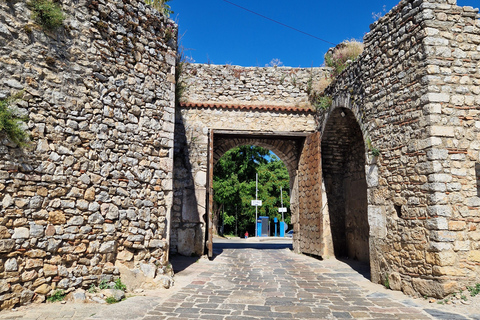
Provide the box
[169,254,201,274]
[338,258,371,281]
[212,239,293,257]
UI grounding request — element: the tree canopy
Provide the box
[213,145,290,236]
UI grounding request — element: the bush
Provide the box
[0,92,30,147]
[28,0,65,30]
[324,40,364,77]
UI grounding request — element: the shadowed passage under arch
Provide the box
[321,108,370,263]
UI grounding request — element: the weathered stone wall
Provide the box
[320,0,480,298]
[295,132,323,256]
[0,0,176,309]
[181,64,328,107]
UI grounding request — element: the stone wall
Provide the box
[0,0,176,309]
[181,64,328,107]
[320,0,480,298]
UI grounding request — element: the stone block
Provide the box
[29,223,44,238]
[25,249,47,258]
[22,270,37,282]
[117,250,134,261]
[99,241,117,253]
[2,194,13,208]
[0,239,15,253]
[5,258,18,272]
[412,278,458,299]
[0,226,10,239]
[34,284,51,295]
[148,239,166,248]
[426,217,448,230]
[0,280,10,294]
[433,266,465,277]
[88,212,104,224]
[449,221,466,231]
[84,187,96,201]
[427,205,452,217]
[426,251,456,266]
[430,126,455,137]
[428,242,452,252]
[67,216,84,226]
[12,227,29,239]
[468,250,480,262]
[48,211,66,224]
[454,240,470,251]
[389,272,402,291]
[368,206,386,238]
[43,264,58,277]
[25,259,43,269]
[366,164,378,187]
[429,230,457,242]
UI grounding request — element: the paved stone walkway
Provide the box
[1,242,478,320]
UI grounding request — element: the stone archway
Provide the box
[321,107,369,263]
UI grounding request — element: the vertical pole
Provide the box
[255,173,258,237]
[235,205,238,237]
[281,186,284,222]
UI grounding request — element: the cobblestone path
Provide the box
[143,247,435,320]
[1,243,477,320]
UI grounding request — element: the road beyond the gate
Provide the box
[1,237,479,320]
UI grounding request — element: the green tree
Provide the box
[213,145,290,236]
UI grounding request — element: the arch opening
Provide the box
[321,108,370,263]
[212,144,292,239]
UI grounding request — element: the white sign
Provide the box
[278,208,287,213]
[251,200,262,206]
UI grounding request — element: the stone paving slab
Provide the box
[0,245,477,320]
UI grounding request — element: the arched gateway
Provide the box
[171,65,374,269]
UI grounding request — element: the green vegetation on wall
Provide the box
[0,92,30,147]
[28,0,65,30]
[145,0,173,17]
[324,40,364,78]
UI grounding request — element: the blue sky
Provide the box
[171,0,477,68]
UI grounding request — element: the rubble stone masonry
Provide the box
[1,0,480,310]
[0,0,176,309]
[322,0,480,298]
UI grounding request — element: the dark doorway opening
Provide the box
[321,108,370,265]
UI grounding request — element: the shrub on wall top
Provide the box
[28,0,65,31]
[324,40,364,77]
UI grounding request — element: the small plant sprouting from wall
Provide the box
[164,22,175,42]
[0,92,30,147]
[145,0,173,17]
[28,0,65,31]
[383,273,390,289]
[313,95,332,111]
[366,137,380,157]
[47,290,66,302]
[175,47,188,104]
[324,40,364,78]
